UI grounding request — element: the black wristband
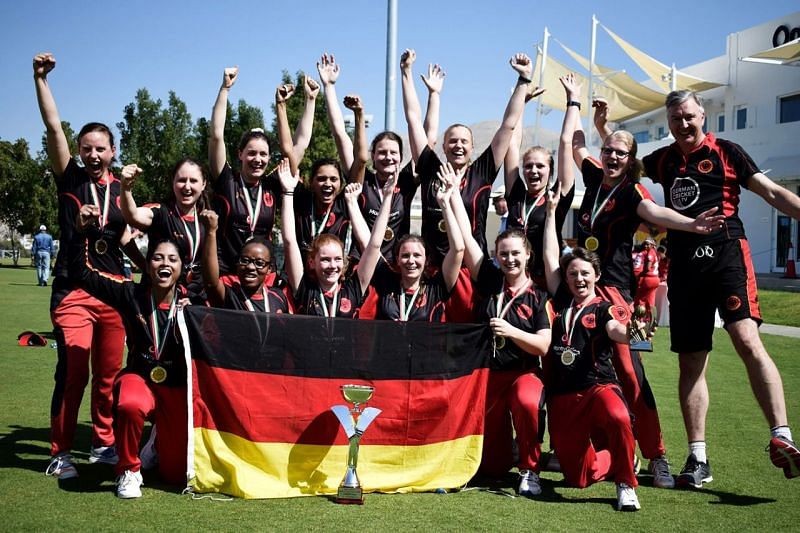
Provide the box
[567,100,582,109]
[518,75,532,84]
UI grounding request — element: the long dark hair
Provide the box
[166,157,211,212]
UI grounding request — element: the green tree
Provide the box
[270,70,338,179]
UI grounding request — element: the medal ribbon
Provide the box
[179,207,200,266]
[589,178,626,231]
[562,299,588,347]
[89,177,111,229]
[318,284,340,318]
[521,190,547,230]
[149,292,177,360]
[399,285,422,322]
[239,177,263,235]
[311,207,333,238]
[495,279,532,320]
[241,285,270,314]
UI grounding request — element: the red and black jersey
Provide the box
[222,281,292,314]
[293,273,365,318]
[144,202,206,285]
[576,158,652,293]
[643,133,756,253]
[507,182,575,280]
[369,263,449,322]
[417,145,496,266]
[358,163,419,263]
[545,285,625,395]
[52,159,127,309]
[475,259,550,371]
[294,185,353,261]
[213,163,281,273]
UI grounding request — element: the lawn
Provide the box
[1,264,798,531]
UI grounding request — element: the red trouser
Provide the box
[50,289,125,456]
[479,369,545,476]
[596,285,666,459]
[634,275,660,315]
[113,373,188,485]
[549,384,637,488]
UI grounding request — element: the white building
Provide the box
[618,13,800,274]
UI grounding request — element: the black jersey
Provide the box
[418,145,496,265]
[294,273,365,318]
[222,281,292,314]
[213,163,281,273]
[370,263,450,322]
[145,202,206,285]
[576,158,652,293]
[475,259,550,371]
[507,181,575,280]
[294,185,353,260]
[643,132,756,253]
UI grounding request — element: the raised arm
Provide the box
[400,49,429,163]
[292,76,320,164]
[593,97,613,144]
[343,182,369,253]
[436,163,465,291]
[421,63,445,147]
[317,54,354,172]
[637,201,724,234]
[33,53,71,177]
[504,106,524,194]
[275,83,299,175]
[558,73,591,170]
[747,172,800,220]
[199,209,225,306]
[344,95,368,184]
[119,164,154,230]
[277,159,303,294]
[489,54,541,173]
[356,173,397,294]
[209,67,238,179]
[543,183,563,296]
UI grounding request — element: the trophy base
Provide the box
[630,340,653,352]
[335,486,364,505]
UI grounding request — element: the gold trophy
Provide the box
[629,304,657,352]
[331,384,381,504]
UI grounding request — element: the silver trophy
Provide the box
[331,384,381,504]
[629,305,657,352]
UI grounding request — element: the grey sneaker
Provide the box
[676,454,712,488]
[89,445,119,465]
[616,483,641,511]
[648,456,675,489]
[517,469,542,498]
[45,453,78,479]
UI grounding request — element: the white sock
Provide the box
[689,441,707,463]
[771,426,793,442]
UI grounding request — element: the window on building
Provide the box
[633,131,649,144]
[736,107,747,129]
[717,114,725,133]
[779,94,800,124]
[657,126,666,139]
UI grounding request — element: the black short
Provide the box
[667,238,761,353]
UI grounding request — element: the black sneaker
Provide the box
[676,453,712,489]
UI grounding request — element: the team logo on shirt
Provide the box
[340,298,352,313]
[669,176,700,211]
[263,192,273,207]
[697,159,714,174]
[726,295,742,311]
[605,199,616,212]
[581,314,596,329]
[516,303,533,320]
[327,213,336,227]
[609,305,629,323]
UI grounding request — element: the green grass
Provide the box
[1,264,799,531]
[759,290,800,327]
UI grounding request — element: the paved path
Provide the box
[760,323,800,338]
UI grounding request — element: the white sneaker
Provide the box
[648,456,675,489]
[89,445,119,465]
[45,454,78,479]
[616,483,641,512]
[116,470,143,499]
[517,469,542,498]
[140,427,158,470]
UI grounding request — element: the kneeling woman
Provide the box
[543,193,641,512]
[72,204,198,499]
[449,163,551,498]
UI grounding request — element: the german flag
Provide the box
[182,306,491,499]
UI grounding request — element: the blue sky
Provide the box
[2,0,797,154]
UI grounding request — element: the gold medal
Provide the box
[384,228,395,242]
[585,236,599,252]
[560,348,577,366]
[94,238,108,255]
[438,219,447,233]
[495,336,506,349]
[150,365,167,384]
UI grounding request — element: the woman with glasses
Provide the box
[199,209,291,313]
[561,73,723,489]
[120,158,211,290]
